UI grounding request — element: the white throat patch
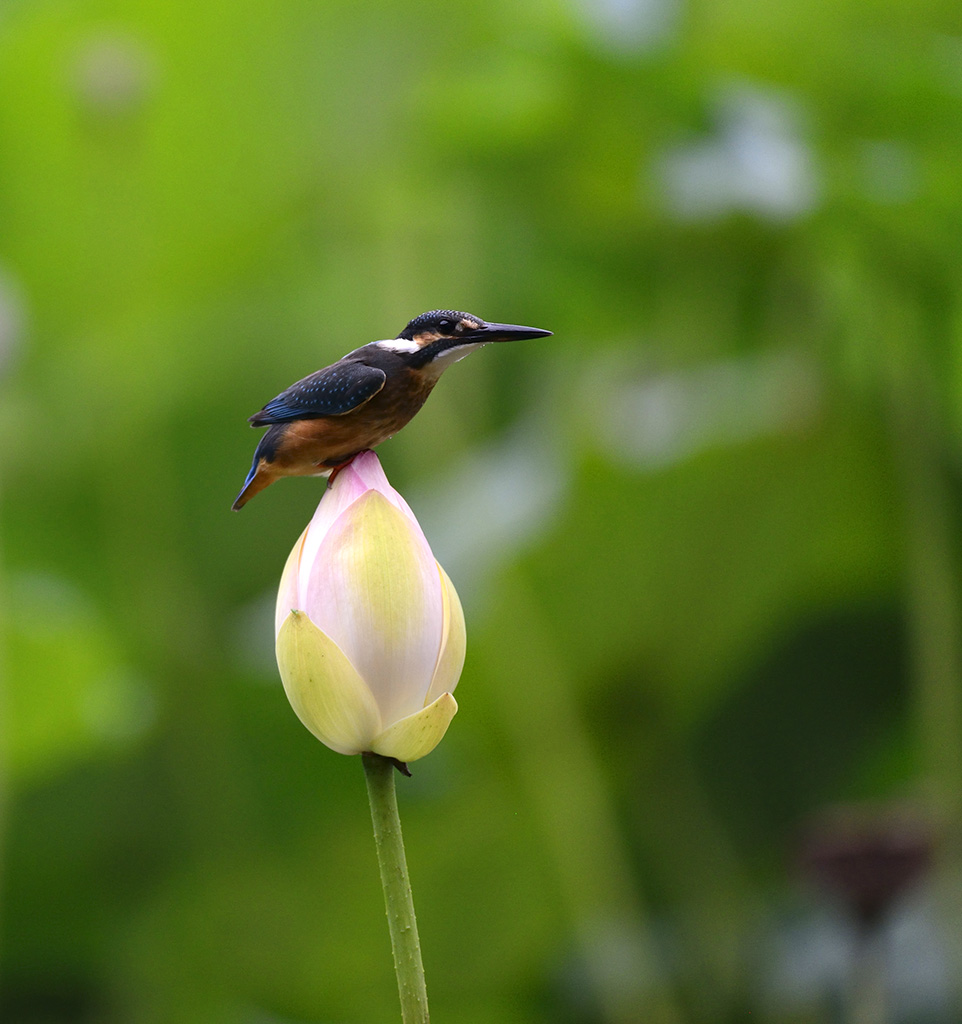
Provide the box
[373,337,422,354]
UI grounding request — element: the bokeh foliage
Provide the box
[2,0,962,1021]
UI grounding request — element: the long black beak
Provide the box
[470,321,553,342]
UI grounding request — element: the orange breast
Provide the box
[272,369,437,471]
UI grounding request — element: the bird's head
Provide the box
[381,310,552,373]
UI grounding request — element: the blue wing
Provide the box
[249,361,387,425]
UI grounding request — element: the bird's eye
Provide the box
[436,318,453,332]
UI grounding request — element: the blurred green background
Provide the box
[2,0,962,1021]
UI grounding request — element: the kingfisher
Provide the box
[232,309,552,509]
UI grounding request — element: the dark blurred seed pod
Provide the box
[799,804,934,933]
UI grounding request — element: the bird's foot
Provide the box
[323,450,373,485]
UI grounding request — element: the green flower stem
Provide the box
[362,752,430,1024]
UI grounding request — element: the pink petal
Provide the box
[348,451,423,527]
[297,452,430,609]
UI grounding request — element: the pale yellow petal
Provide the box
[275,526,309,636]
[276,610,381,755]
[423,563,467,708]
[369,692,458,763]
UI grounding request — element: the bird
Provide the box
[232,309,552,509]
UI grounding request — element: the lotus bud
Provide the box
[275,451,465,763]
